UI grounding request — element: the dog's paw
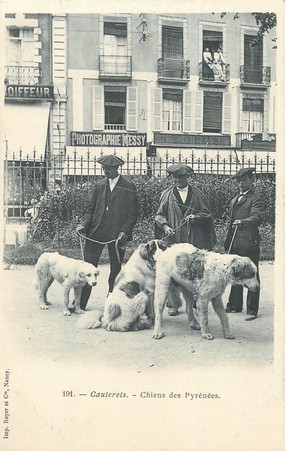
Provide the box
[224,333,235,339]
[40,305,49,310]
[45,301,51,306]
[202,332,214,340]
[152,329,165,339]
[63,311,72,316]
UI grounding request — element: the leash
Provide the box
[227,224,239,254]
[76,229,123,263]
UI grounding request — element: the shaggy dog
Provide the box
[77,239,167,331]
[152,243,259,340]
[36,252,99,316]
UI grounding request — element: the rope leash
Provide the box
[227,224,239,254]
[76,230,123,264]
[160,216,191,242]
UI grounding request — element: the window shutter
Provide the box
[223,93,231,134]
[194,91,203,133]
[126,87,138,131]
[183,90,192,132]
[153,88,162,131]
[92,86,104,131]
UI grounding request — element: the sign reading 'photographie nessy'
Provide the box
[70,131,147,147]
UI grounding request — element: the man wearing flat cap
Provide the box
[77,154,139,309]
[224,167,263,320]
[155,163,216,316]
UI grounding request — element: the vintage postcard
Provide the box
[1,0,284,450]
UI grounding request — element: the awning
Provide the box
[3,102,50,160]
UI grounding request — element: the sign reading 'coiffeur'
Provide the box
[5,85,54,100]
[70,131,147,147]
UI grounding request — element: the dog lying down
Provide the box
[36,252,99,316]
[152,243,259,340]
[77,239,167,331]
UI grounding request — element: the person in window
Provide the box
[203,47,214,80]
[155,164,216,316]
[224,168,263,321]
[213,47,226,81]
[76,155,139,310]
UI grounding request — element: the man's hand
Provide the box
[117,231,128,247]
[76,225,85,235]
[163,225,175,236]
[185,214,197,223]
[232,220,242,227]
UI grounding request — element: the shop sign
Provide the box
[5,85,54,100]
[70,131,147,147]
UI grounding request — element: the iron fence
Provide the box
[4,148,276,220]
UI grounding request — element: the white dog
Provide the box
[152,244,259,340]
[77,239,167,331]
[36,252,99,316]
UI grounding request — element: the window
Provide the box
[162,89,182,132]
[244,35,263,83]
[242,98,264,132]
[103,22,128,75]
[7,27,34,65]
[162,26,183,60]
[104,86,126,130]
[202,30,223,80]
[203,91,223,133]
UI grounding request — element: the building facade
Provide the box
[3,12,276,216]
[65,13,276,169]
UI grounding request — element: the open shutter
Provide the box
[223,93,231,134]
[194,91,203,133]
[126,86,138,131]
[92,86,104,130]
[153,88,162,131]
[183,90,192,132]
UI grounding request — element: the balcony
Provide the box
[240,66,271,88]
[157,58,190,84]
[105,124,125,131]
[198,62,230,86]
[5,65,41,85]
[236,132,276,151]
[99,55,132,80]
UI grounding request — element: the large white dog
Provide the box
[36,252,99,316]
[152,243,259,340]
[77,239,167,331]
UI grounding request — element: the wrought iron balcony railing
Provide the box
[240,66,271,86]
[198,62,230,84]
[236,132,276,150]
[5,66,41,85]
[99,55,132,78]
[105,124,126,131]
[158,58,190,81]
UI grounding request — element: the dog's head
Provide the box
[139,239,167,266]
[229,257,259,291]
[78,262,99,287]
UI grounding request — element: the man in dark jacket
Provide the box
[224,167,263,321]
[77,155,139,310]
[155,163,216,315]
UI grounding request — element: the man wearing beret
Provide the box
[224,167,263,321]
[77,155,139,310]
[155,163,216,316]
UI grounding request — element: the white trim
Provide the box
[199,20,227,65]
[72,75,84,130]
[68,69,99,79]
[240,25,264,67]
[157,15,187,61]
